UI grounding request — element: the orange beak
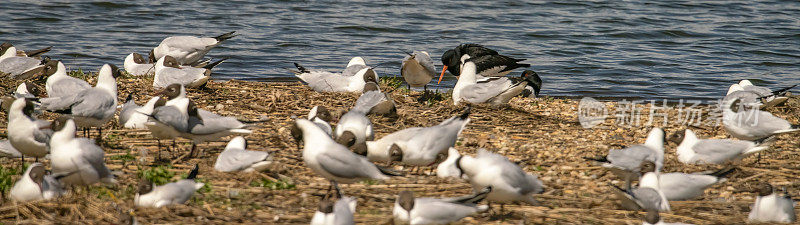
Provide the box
[437,65,448,84]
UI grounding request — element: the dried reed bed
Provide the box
[0,76,797,224]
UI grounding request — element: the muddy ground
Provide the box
[0,74,798,224]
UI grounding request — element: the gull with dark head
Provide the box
[7,98,52,162]
[292,61,379,93]
[44,60,91,98]
[670,129,772,164]
[747,182,795,223]
[49,118,115,186]
[135,165,204,208]
[0,42,47,79]
[609,161,670,212]
[9,162,66,202]
[214,136,273,173]
[310,196,357,225]
[151,31,236,66]
[455,149,544,210]
[393,187,490,225]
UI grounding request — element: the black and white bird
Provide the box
[292,61,379,93]
[585,128,665,182]
[382,108,470,167]
[213,136,273,173]
[9,162,66,202]
[721,90,799,140]
[392,188,490,225]
[671,129,771,164]
[747,183,795,223]
[439,44,528,83]
[119,95,164,129]
[150,31,236,66]
[123,53,155,76]
[455,149,544,208]
[135,165,204,208]
[2,42,52,59]
[7,98,52,161]
[609,161,670,212]
[310,196,357,225]
[307,106,334,136]
[452,57,531,105]
[0,42,47,79]
[44,60,91,98]
[49,118,115,186]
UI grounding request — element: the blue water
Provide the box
[2,0,799,101]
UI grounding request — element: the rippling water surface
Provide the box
[2,1,799,100]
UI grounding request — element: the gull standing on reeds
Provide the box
[135,165,204,208]
[291,118,399,196]
[49,118,115,186]
[214,137,273,173]
[609,161,670,212]
[585,128,665,181]
[44,60,92,98]
[308,105,334,136]
[0,42,46,79]
[385,108,470,168]
[400,50,436,90]
[722,90,799,140]
[120,94,164,129]
[41,64,121,139]
[455,149,544,210]
[670,129,772,164]
[292,61,379,93]
[451,56,531,105]
[9,162,66,202]
[144,84,199,158]
[7,98,52,162]
[150,31,236,66]
[310,196,357,225]
[748,183,795,223]
[658,166,735,200]
[393,187,490,225]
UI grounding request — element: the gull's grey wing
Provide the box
[342,64,368,77]
[742,85,772,97]
[158,180,201,204]
[316,151,379,179]
[607,145,659,171]
[188,110,245,135]
[728,110,793,136]
[296,71,352,92]
[0,57,41,76]
[77,139,112,180]
[128,64,155,76]
[691,139,752,163]
[49,78,92,98]
[412,199,484,224]
[501,167,544,195]
[631,187,663,211]
[162,36,217,52]
[68,89,117,120]
[155,67,204,88]
[412,51,436,74]
[459,77,515,103]
[659,173,719,200]
[215,149,269,172]
[32,124,52,145]
[353,90,386,113]
[152,106,189,132]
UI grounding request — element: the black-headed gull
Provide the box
[214,136,273,173]
[43,60,91,98]
[334,104,374,150]
[452,57,531,105]
[363,127,424,161]
[732,79,796,109]
[385,108,470,167]
[748,183,795,223]
[609,161,670,212]
[293,62,379,93]
[153,55,211,89]
[0,43,46,79]
[49,118,115,186]
[586,128,665,181]
[401,50,436,90]
[14,81,44,99]
[120,94,164,129]
[393,187,490,225]
[721,91,798,140]
[7,98,52,161]
[354,82,396,116]
[151,31,236,66]
[2,42,51,58]
[291,118,399,196]
[9,162,66,202]
[41,64,121,139]
[670,129,771,164]
[658,166,734,200]
[310,196,357,225]
[123,53,155,76]
[455,149,544,209]
[135,165,204,208]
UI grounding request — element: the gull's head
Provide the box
[358,68,378,85]
[27,163,46,189]
[363,82,380,92]
[397,191,415,212]
[0,42,12,55]
[22,81,44,97]
[738,79,754,87]
[644,210,660,224]
[317,199,334,214]
[309,106,333,122]
[335,131,356,147]
[639,160,656,174]
[667,129,688,145]
[148,49,156,64]
[290,119,311,147]
[389,143,403,163]
[155,83,184,100]
[42,60,60,77]
[132,53,146,64]
[353,142,367,156]
[753,182,773,197]
[137,178,154,195]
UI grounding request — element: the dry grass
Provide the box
[0,75,798,224]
